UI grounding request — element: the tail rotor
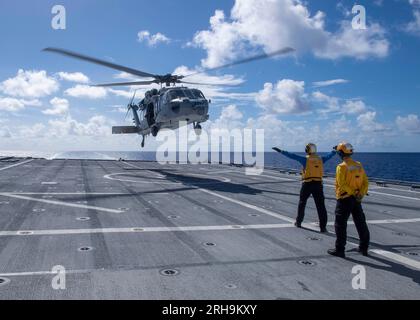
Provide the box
[125,90,137,121]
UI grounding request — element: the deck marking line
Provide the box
[196,188,295,223]
[0,217,419,237]
[369,250,420,270]
[0,159,34,172]
[0,193,123,214]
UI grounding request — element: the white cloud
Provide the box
[108,88,140,99]
[57,72,90,83]
[42,97,69,116]
[396,114,420,134]
[256,79,310,114]
[342,100,367,115]
[193,0,389,68]
[0,69,59,98]
[48,115,112,137]
[14,115,114,140]
[137,30,170,46]
[0,127,11,138]
[0,97,41,112]
[65,85,107,99]
[312,79,349,87]
[19,123,46,138]
[209,104,244,130]
[406,10,420,34]
[312,91,367,115]
[357,111,387,132]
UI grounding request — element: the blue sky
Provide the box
[0,0,419,153]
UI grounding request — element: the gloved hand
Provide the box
[354,191,363,203]
[272,147,282,153]
[333,145,338,151]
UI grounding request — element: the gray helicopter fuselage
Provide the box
[138,87,209,132]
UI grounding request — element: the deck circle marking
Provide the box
[298,260,316,266]
[306,237,321,241]
[203,242,216,247]
[76,217,90,221]
[17,231,34,235]
[160,269,179,276]
[0,277,10,286]
[103,172,231,185]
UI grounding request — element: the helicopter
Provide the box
[43,47,295,148]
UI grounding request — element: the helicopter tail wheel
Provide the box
[151,126,159,137]
[194,123,202,136]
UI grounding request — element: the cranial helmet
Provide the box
[336,142,354,157]
[305,143,317,154]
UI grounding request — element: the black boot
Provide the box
[328,248,345,258]
[294,221,302,228]
[358,248,369,256]
[320,227,328,233]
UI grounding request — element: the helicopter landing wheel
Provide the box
[141,136,145,148]
[151,126,159,137]
[194,123,202,136]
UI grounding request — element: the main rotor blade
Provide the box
[179,80,241,87]
[184,47,295,78]
[94,81,157,87]
[43,47,157,79]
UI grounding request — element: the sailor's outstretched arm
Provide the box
[321,150,337,163]
[272,147,306,167]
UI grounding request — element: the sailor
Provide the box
[328,142,370,258]
[273,144,336,232]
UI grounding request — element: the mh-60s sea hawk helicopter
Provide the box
[43,47,294,148]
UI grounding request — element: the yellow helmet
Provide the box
[336,142,354,156]
[305,143,317,154]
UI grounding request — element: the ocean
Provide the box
[1,151,419,184]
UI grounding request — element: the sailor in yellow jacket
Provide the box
[273,143,337,232]
[328,142,370,258]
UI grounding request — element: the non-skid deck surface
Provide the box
[0,158,419,299]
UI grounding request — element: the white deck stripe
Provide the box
[0,159,34,172]
[2,249,418,278]
[0,223,293,237]
[0,217,419,237]
[198,188,295,223]
[369,250,420,270]
[0,193,123,214]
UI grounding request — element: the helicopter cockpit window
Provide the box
[191,89,205,99]
[183,89,196,99]
[169,90,186,100]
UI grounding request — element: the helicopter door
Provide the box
[146,103,155,126]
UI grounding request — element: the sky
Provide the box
[0,0,420,153]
